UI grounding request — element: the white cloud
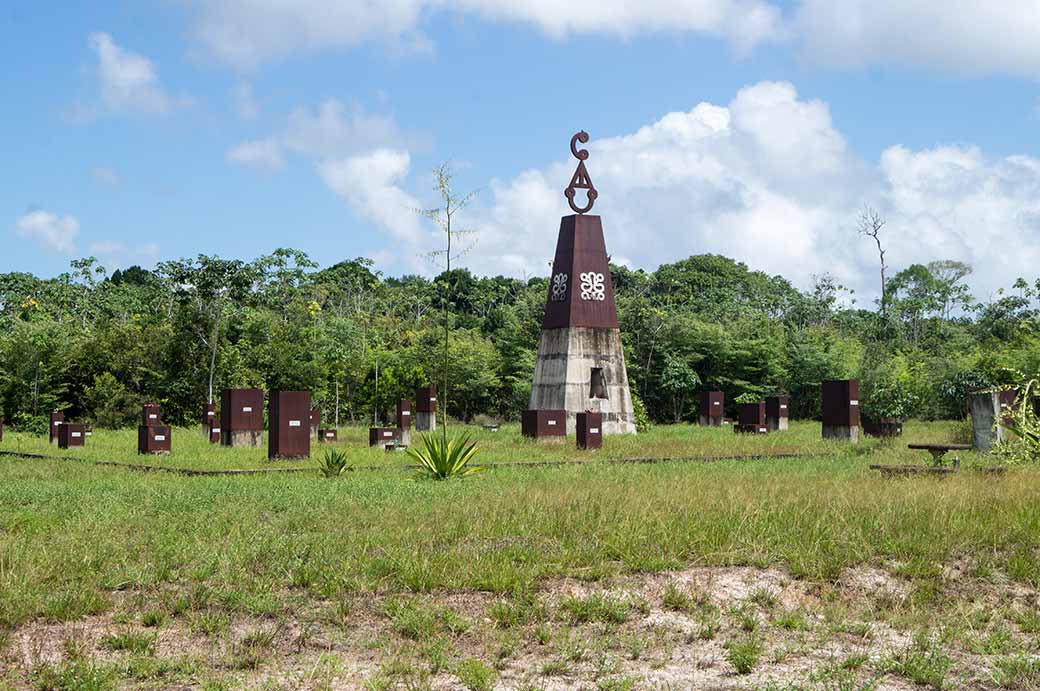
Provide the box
[226,139,285,171]
[340,81,1040,303]
[227,99,411,171]
[794,1,1040,75]
[187,0,1040,77]
[189,0,781,67]
[89,32,172,114]
[233,82,259,120]
[91,167,121,186]
[319,149,425,248]
[16,211,80,253]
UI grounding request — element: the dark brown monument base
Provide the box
[319,428,338,442]
[823,425,860,442]
[223,430,262,447]
[369,428,400,447]
[208,425,221,444]
[138,425,171,455]
[734,424,769,434]
[862,417,904,438]
[522,409,566,440]
[58,424,86,449]
[576,412,602,450]
[766,416,789,432]
[699,415,723,427]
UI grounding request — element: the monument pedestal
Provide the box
[529,327,635,435]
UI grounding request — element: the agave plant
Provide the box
[407,431,485,480]
[318,448,351,478]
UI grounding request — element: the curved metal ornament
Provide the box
[565,131,598,214]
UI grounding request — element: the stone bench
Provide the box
[907,443,971,467]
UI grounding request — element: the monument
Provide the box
[527,131,636,435]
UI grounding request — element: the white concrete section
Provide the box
[529,327,637,435]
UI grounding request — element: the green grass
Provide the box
[0,420,1035,638]
[0,419,971,472]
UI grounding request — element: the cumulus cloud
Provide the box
[226,139,285,171]
[187,1,1040,77]
[341,81,1040,303]
[89,32,173,114]
[16,211,80,253]
[227,99,411,171]
[794,0,1040,76]
[233,82,259,120]
[91,167,121,186]
[189,0,781,67]
[319,149,425,247]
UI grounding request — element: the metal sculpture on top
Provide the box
[564,131,598,215]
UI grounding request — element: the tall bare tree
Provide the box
[857,206,889,320]
[419,162,478,431]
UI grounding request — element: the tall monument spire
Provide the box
[526,131,637,436]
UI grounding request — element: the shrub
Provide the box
[407,432,485,480]
[630,391,652,433]
[317,449,351,478]
[996,378,1040,465]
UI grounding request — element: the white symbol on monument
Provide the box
[551,273,568,301]
[579,272,605,301]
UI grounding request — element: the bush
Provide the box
[84,372,143,429]
[631,391,652,433]
[859,353,920,420]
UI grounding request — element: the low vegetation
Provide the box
[1,421,1039,688]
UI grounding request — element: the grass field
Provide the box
[2,421,1039,690]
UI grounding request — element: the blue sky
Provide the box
[3,1,1039,301]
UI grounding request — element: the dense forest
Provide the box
[0,248,1037,432]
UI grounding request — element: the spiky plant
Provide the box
[318,448,351,478]
[998,378,1040,464]
[407,431,485,480]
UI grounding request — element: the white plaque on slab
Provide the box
[590,428,600,434]
[243,406,253,413]
[289,420,301,427]
[149,414,158,419]
[850,400,859,406]
[71,432,81,438]
[154,435,166,441]
[547,420,557,426]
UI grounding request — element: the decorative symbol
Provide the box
[565,131,598,214]
[550,273,568,301]
[580,272,605,301]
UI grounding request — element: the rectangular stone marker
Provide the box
[49,411,65,443]
[319,428,338,442]
[415,386,437,432]
[821,379,860,442]
[269,391,311,460]
[521,409,566,439]
[221,388,264,447]
[765,396,789,431]
[138,425,171,455]
[58,423,85,449]
[369,427,400,447]
[576,411,602,450]
[698,391,725,427]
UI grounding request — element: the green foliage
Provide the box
[734,392,760,405]
[630,391,652,433]
[454,657,496,691]
[0,250,1036,429]
[84,373,142,429]
[407,432,485,480]
[995,379,1040,465]
[859,353,921,420]
[318,449,352,478]
[724,633,763,675]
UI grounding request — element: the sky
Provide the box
[3,1,1040,304]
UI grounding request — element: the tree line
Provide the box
[0,248,1037,431]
